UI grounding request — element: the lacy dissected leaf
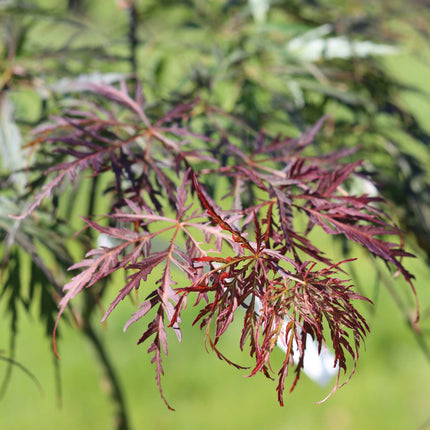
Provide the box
[12,80,419,409]
[126,258,181,411]
[176,161,414,405]
[298,195,416,290]
[52,228,146,353]
[10,83,213,220]
[102,251,169,323]
[176,228,370,405]
[208,127,416,303]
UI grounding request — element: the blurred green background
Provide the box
[2,1,430,429]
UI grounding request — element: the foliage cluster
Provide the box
[10,81,417,407]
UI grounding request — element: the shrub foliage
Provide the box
[12,82,417,408]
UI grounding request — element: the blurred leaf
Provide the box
[286,24,398,62]
[49,72,130,95]
[249,0,270,24]
[0,93,25,190]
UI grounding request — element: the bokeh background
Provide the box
[1,1,430,429]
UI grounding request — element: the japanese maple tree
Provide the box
[11,81,418,409]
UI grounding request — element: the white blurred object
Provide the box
[249,0,270,24]
[349,175,379,197]
[287,80,305,109]
[97,233,124,249]
[48,72,129,94]
[287,24,398,62]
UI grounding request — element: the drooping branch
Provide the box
[11,81,418,407]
